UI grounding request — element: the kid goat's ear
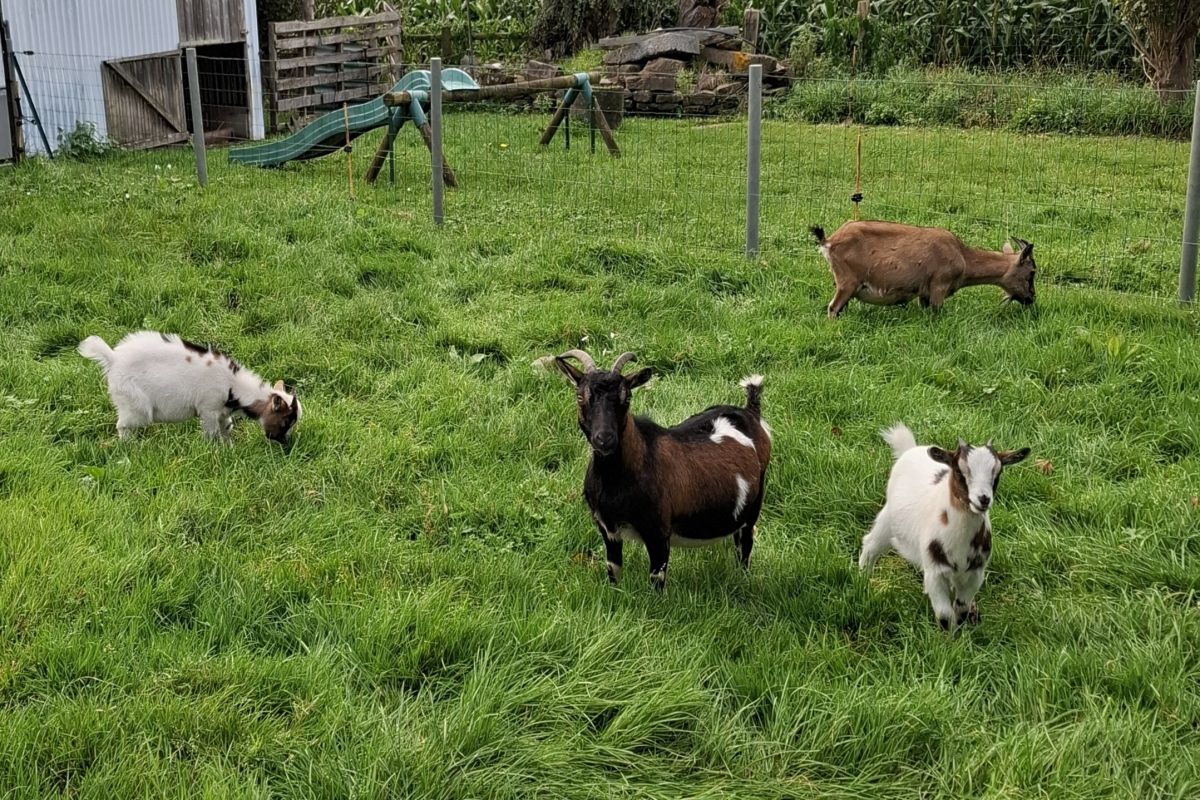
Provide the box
[928,446,956,466]
[624,368,653,390]
[554,356,585,387]
[998,447,1031,466]
[271,395,285,412]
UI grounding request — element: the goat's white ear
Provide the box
[1002,241,1015,255]
[273,380,285,391]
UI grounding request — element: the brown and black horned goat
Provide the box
[810,221,1036,317]
[553,349,772,592]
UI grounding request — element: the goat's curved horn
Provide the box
[611,352,637,373]
[557,349,597,372]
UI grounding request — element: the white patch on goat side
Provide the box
[734,474,750,518]
[759,419,773,441]
[670,533,731,548]
[818,244,831,261]
[616,524,643,544]
[710,417,755,450]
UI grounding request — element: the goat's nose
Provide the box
[594,432,616,451]
[977,495,991,510]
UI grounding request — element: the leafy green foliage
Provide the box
[54,122,118,161]
[727,0,1140,74]
[770,67,1196,137]
[529,0,676,57]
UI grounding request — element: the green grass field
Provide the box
[1,114,1198,798]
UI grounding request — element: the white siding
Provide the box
[4,0,263,153]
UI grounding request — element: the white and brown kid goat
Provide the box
[858,423,1029,632]
[553,350,772,591]
[811,220,1037,317]
[79,331,301,444]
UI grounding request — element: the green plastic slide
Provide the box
[229,68,479,168]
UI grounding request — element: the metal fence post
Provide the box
[430,57,444,226]
[1180,80,1200,303]
[746,63,762,259]
[185,47,207,187]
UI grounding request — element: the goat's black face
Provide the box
[1007,239,1036,306]
[555,356,652,457]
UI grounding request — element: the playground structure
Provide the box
[228,68,620,189]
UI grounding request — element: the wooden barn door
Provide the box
[101,52,189,149]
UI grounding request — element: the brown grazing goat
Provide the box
[810,221,1036,317]
[553,350,772,592]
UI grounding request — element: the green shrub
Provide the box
[767,67,1195,138]
[55,122,118,160]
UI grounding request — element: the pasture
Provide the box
[0,114,1198,798]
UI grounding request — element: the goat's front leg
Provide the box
[954,567,986,627]
[644,533,671,592]
[922,568,957,633]
[602,531,623,584]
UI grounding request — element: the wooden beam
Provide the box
[275,64,388,92]
[418,122,457,188]
[276,46,389,72]
[274,26,402,52]
[590,100,620,157]
[539,90,577,147]
[276,83,390,112]
[272,11,400,35]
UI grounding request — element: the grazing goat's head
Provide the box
[929,439,1030,514]
[257,380,302,444]
[554,350,652,457]
[1001,238,1037,306]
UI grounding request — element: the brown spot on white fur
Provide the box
[929,444,971,511]
[185,356,192,363]
[940,510,949,526]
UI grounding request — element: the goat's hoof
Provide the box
[967,603,980,625]
[649,569,667,593]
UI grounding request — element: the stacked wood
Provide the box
[267,10,402,133]
[596,23,790,117]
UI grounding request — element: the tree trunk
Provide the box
[1143,18,1198,101]
[301,0,314,21]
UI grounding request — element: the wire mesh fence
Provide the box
[3,48,1194,301]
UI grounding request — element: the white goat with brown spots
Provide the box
[811,221,1037,317]
[79,331,301,444]
[858,423,1029,633]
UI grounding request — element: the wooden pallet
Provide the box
[268,10,402,133]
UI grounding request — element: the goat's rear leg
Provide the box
[645,535,671,592]
[858,511,892,572]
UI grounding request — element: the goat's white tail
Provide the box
[880,423,917,459]
[78,336,115,371]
